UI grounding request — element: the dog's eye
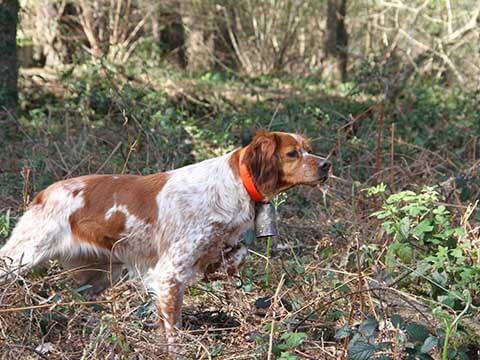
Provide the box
[286,150,299,158]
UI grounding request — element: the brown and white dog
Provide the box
[0,131,330,350]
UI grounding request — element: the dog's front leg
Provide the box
[153,277,186,354]
[203,244,248,282]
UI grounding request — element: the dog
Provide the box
[0,131,330,351]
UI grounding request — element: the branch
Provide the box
[442,5,480,45]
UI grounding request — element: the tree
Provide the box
[0,0,20,119]
[324,0,348,82]
[181,1,214,74]
[33,0,66,67]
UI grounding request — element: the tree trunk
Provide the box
[324,0,348,82]
[0,0,20,119]
[161,11,186,69]
[181,2,213,75]
[33,0,66,67]
[150,1,161,44]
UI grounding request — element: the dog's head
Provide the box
[241,131,331,200]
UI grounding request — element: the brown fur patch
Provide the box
[69,173,169,249]
[239,131,323,196]
[31,190,45,206]
[242,131,280,198]
[228,148,241,177]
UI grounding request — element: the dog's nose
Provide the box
[318,159,331,173]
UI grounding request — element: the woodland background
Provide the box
[0,0,480,359]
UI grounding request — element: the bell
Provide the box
[255,202,278,238]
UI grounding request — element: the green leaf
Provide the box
[437,295,455,308]
[407,204,428,217]
[347,341,376,360]
[281,332,307,349]
[279,352,298,360]
[135,303,152,319]
[391,314,405,329]
[446,348,457,359]
[211,344,224,356]
[412,219,434,238]
[396,243,413,263]
[399,217,411,239]
[358,317,378,338]
[420,336,438,353]
[454,227,466,237]
[334,325,351,340]
[382,221,395,235]
[387,191,416,204]
[415,262,431,277]
[406,322,430,342]
[372,210,389,219]
[450,248,464,259]
[431,271,448,287]
[364,183,386,196]
[433,205,448,215]
[386,244,398,273]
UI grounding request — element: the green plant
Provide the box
[263,194,289,288]
[439,293,471,360]
[365,184,479,357]
[334,314,472,360]
[0,210,11,243]
[335,318,379,360]
[367,185,479,297]
[255,322,307,359]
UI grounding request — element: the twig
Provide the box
[3,344,49,360]
[390,122,395,187]
[375,103,384,179]
[96,141,122,174]
[54,142,70,173]
[0,299,112,313]
[267,274,285,360]
[293,284,433,331]
[21,166,31,212]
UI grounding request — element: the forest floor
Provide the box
[0,64,479,359]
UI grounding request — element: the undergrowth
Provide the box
[0,64,479,359]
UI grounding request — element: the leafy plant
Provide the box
[335,317,382,360]
[334,314,472,359]
[368,185,479,301]
[254,322,307,359]
[366,185,479,358]
[0,210,11,243]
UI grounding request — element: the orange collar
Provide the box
[239,148,265,202]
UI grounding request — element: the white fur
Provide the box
[145,152,254,290]
[0,181,89,274]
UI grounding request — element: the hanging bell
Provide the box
[254,202,278,238]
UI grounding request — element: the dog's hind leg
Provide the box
[62,254,123,299]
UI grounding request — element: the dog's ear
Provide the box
[243,131,279,197]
